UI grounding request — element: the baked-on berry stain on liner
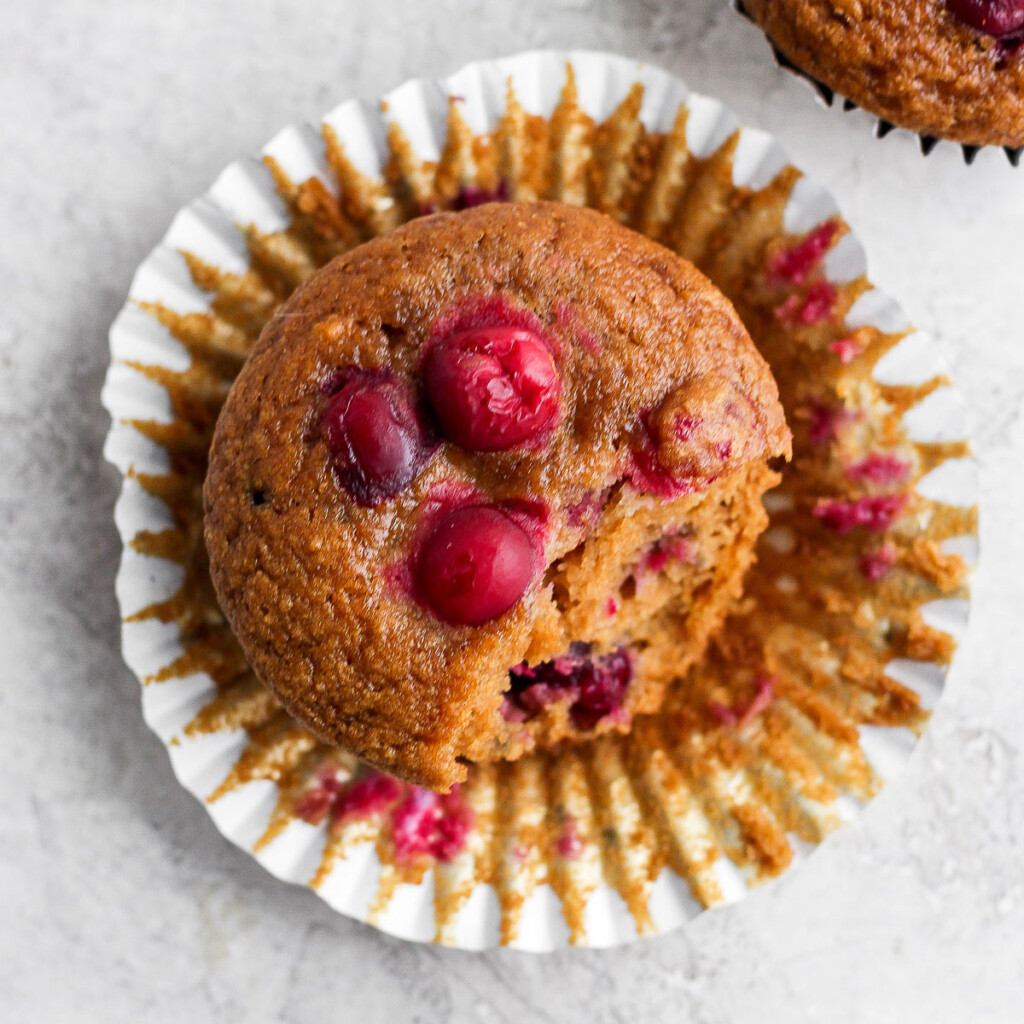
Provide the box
[321,368,433,506]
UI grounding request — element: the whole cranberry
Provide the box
[322,370,429,506]
[416,505,537,625]
[946,0,1024,38]
[424,326,561,451]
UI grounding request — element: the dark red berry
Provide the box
[503,643,633,729]
[322,370,429,506]
[947,0,1024,38]
[415,505,537,625]
[570,648,632,730]
[424,326,561,451]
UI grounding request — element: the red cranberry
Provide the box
[415,505,537,625]
[829,337,862,364]
[389,789,442,860]
[424,326,561,451]
[627,533,696,588]
[294,786,335,824]
[947,0,1024,38]
[418,182,509,217]
[454,182,508,208]
[431,792,475,861]
[322,370,429,506]
[804,401,855,446]
[294,769,405,826]
[294,767,345,823]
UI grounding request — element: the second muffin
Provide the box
[742,0,1024,151]
[203,201,791,791]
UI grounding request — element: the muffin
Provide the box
[739,0,1024,154]
[203,200,791,791]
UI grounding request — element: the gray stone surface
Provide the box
[2,1,1022,1020]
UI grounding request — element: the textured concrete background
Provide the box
[2,1,1023,1021]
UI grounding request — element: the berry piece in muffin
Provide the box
[203,202,791,791]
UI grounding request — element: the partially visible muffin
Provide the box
[203,201,791,791]
[742,0,1024,149]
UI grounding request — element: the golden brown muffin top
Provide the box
[203,201,790,790]
[745,0,1024,147]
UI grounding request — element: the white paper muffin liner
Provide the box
[101,49,977,950]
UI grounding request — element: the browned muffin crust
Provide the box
[746,0,1024,147]
[204,201,790,791]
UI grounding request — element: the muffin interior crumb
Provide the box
[488,460,778,759]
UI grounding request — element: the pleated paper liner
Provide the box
[101,50,977,950]
[731,0,1023,167]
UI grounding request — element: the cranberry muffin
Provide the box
[204,201,791,791]
[741,0,1024,150]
